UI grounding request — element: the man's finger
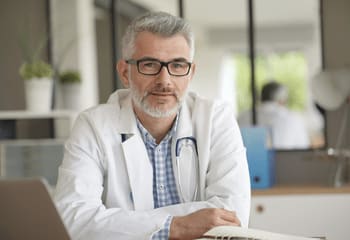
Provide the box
[220,210,241,226]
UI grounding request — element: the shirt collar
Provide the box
[136,112,180,146]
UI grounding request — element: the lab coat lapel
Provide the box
[122,136,154,210]
[117,92,154,210]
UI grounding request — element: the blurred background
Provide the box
[1,1,350,239]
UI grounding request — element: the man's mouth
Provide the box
[150,91,175,96]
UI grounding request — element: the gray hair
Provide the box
[121,11,195,60]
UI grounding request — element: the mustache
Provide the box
[145,85,178,97]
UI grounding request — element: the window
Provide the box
[183,0,324,150]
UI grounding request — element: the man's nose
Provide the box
[155,65,172,83]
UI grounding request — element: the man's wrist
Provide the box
[169,216,184,240]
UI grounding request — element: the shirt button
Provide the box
[159,185,165,191]
[157,148,161,152]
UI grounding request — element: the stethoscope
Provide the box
[175,137,199,202]
[121,134,199,202]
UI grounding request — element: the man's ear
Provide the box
[116,60,130,87]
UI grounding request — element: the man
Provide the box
[238,81,310,149]
[54,11,250,240]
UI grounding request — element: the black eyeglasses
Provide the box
[126,58,192,76]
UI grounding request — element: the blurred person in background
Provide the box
[238,81,310,149]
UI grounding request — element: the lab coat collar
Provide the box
[175,93,194,139]
[108,89,139,135]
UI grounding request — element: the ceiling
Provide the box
[129,0,320,28]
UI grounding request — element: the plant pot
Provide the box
[61,83,81,111]
[24,77,53,112]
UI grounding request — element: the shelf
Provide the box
[0,110,77,120]
[252,184,350,196]
[0,110,78,139]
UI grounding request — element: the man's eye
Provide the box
[172,62,187,68]
[142,61,158,68]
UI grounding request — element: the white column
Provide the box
[50,0,98,111]
[76,0,99,110]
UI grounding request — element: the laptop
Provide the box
[0,178,70,240]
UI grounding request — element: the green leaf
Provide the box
[19,61,54,80]
[59,70,81,84]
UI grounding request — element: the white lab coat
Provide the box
[54,89,251,240]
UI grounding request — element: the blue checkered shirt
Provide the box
[136,117,181,240]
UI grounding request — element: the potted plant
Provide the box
[19,60,54,112]
[59,70,82,110]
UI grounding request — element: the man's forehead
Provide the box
[133,31,191,59]
[135,31,185,40]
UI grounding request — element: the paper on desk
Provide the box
[197,226,324,240]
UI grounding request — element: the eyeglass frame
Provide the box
[125,58,192,76]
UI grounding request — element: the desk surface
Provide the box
[252,184,350,196]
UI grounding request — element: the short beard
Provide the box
[130,84,185,118]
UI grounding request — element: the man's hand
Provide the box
[169,208,241,240]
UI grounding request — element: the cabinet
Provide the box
[250,186,350,240]
[0,139,65,185]
[0,110,77,185]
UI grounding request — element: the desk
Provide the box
[253,184,350,195]
[250,185,350,240]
